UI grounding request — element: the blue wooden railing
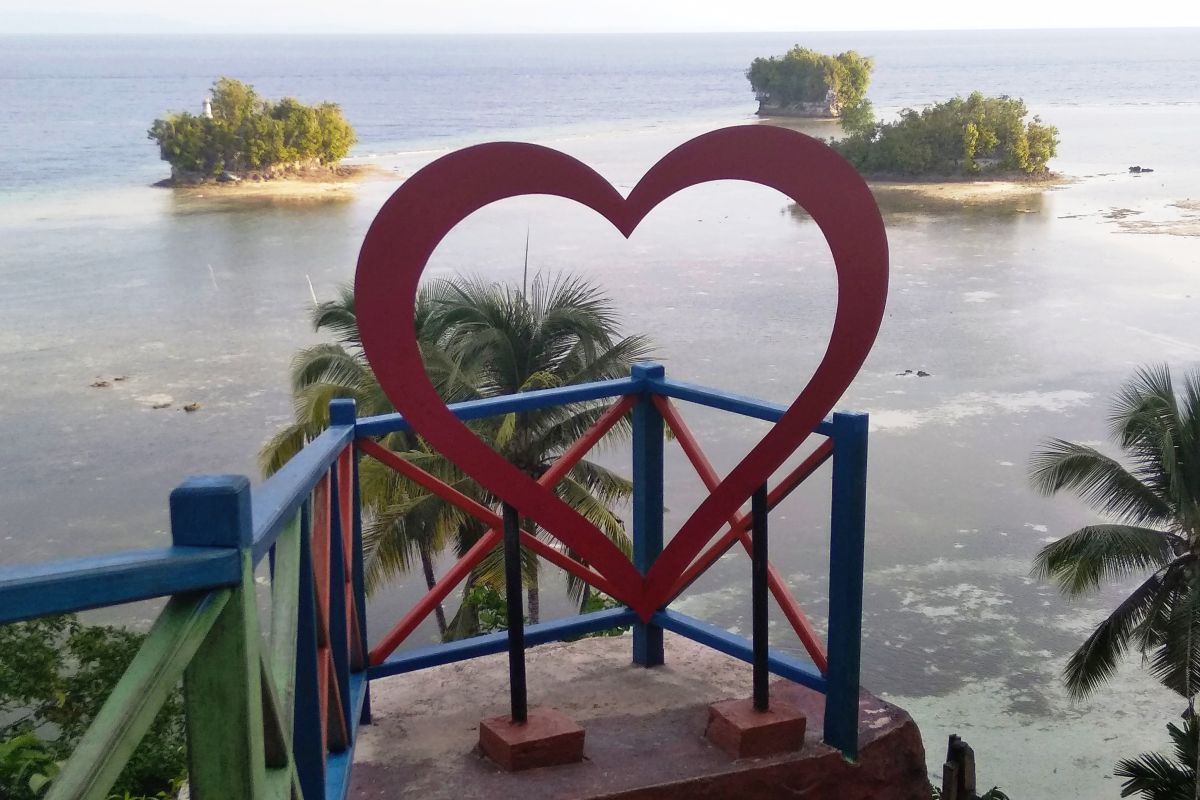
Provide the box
[0,362,868,799]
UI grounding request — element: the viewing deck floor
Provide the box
[350,635,930,800]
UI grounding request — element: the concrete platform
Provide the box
[350,634,931,799]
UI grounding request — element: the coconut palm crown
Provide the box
[260,273,652,638]
[1031,365,1200,703]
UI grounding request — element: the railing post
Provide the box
[292,499,326,800]
[631,362,665,667]
[823,411,869,760]
[751,484,769,711]
[502,503,528,723]
[330,398,371,725]
[170,475,268,798]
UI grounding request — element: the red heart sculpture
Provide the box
[356,125,888,621]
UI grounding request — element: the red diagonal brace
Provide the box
[366,396,638,664]
[654,396,829,672]
[667,438,833,602]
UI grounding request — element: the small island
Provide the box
[147,78,358,189]
[833,92,1060,180]
[746,46,873,118]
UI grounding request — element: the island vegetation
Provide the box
[834,92,1059,178]
[147,78,356,185]
[746,45,873,118]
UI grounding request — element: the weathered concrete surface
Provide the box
[351,634,930,799]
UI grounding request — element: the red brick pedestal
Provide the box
[705,697,807,759]
[479,707,585,771]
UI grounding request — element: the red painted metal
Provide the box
[355,125,887,621]
[336,449,366,671]
[308,470,352,752]
[369,528,503,665]
[668,439,834,600]
[518,531,622,600]
[654,396,829,672]
[311,474,332,750]
[357,438,502,529]
[366,396,638,664]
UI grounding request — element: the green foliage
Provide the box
[260,274,652,639]
[0,732,59,799]
[839,99,876,137]
[835,92,1059,177]
[1115,717,1196,799]
[0,616,186,798]
[457,585,629,639]
[1030,365,1200,701]
[462,585,518,635]
[147,77,356,178]
[746,45,874,113]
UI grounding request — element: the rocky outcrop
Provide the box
[755,89,840,119]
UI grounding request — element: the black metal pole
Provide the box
[752,484,769,711]
[502,502,528,723]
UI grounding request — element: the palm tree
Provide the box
[1030,365,1200,706]
[1115,718,1197,799]
[260,273,651,635]
[434,274,652,622]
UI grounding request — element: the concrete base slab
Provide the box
[705,697,807,759]
[478,707,585,771]
[352,635,931,799]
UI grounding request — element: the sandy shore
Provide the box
[162,164,387,201]
[867,175,1069,211]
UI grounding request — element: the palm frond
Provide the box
[310,284,360,349]
[1115,718,1196,800]
[1063,569,1166,699]
[1032,524,1180,596]
[1148,580,1200,700]
[258,422,310,476]
[1030,439,1172,525]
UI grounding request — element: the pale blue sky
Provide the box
[3,0,1199,34]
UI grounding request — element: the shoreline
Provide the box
[866,174,1070,209]
[154,164,387,200]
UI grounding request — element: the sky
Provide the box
[3,0,1199,34]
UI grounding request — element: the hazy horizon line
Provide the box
[4,25,1199,36]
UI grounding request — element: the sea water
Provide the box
[2,29,1199,796]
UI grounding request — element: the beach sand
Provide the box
[868,176,1068,211]
[162,164,387,201]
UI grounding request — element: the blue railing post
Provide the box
[631,362,665,667]
[330,398,370,725]
[824,411,869,760]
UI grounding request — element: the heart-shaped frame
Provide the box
[356,125,888,620]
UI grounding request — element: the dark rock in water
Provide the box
[217,171,242,183]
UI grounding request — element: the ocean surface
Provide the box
[2,29,1200,796]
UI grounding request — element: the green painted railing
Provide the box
[0,401,366,800]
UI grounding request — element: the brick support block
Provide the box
[705,697,807,759]
[479,707,585,771]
